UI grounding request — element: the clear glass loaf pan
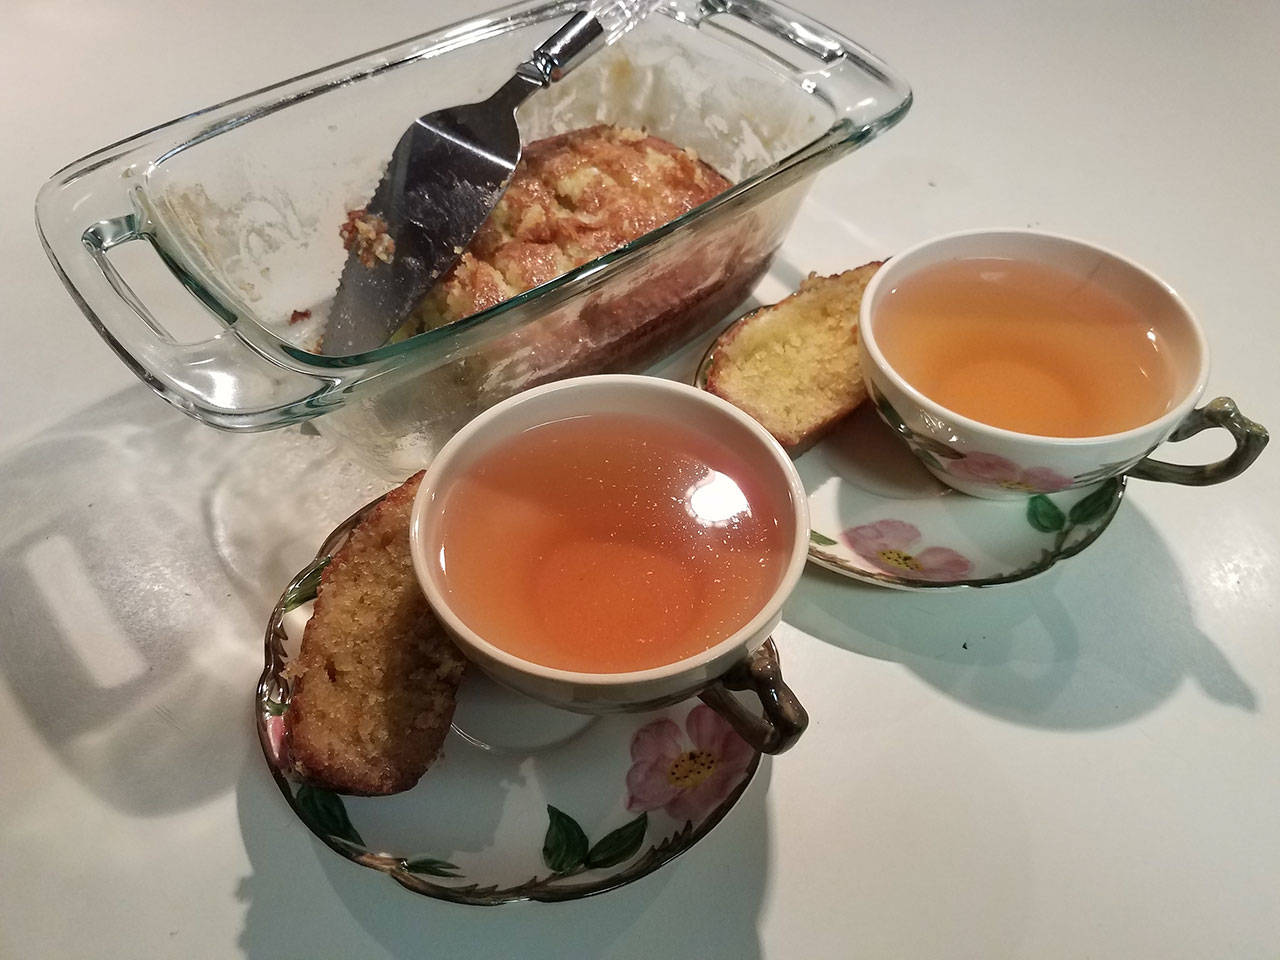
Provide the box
[37,0,910,475]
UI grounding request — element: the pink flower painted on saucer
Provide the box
[626,705,754,822]
[946,452,1072,493]
[841,519,973,582]
[264,713,289,769]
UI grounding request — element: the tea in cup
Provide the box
[858,230,1268,499]
[410,375,811,753]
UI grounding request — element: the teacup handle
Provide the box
[699,638,808,755]
[1128,397,1268,485]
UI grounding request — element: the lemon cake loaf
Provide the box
[409,124,731,330]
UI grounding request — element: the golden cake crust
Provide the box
[285,472,466,796]
[412,124,731,328]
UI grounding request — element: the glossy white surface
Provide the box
[2,1,1277,957]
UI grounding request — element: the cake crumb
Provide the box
[340,209,396,268]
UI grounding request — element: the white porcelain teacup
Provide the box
[409,374,811,754]
[858,229,1268,500]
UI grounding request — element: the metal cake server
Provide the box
[322,0,662,357]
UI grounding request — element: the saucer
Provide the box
[694,351,1125,590]
[255,499,762,905]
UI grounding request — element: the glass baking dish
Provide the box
[37,0,910,474]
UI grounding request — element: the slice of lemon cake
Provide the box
[286,472,466,796]
[706,263,881,454]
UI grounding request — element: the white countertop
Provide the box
[3,1,1278,956]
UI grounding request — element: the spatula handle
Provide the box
[525,0,664,84]
[527,12,604,84]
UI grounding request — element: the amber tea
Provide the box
[433,412,793,673]
[875,257,1178,437]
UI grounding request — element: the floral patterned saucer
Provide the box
[255,501,761,905]
[694,354,1125,590]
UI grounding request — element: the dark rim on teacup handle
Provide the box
[698,638,808,755]
[1128,397,1269,486]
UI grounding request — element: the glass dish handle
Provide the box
[593,0,667,45]
[702,0,913,130]
[64,211,333,429]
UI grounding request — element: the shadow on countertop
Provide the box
[0,385,385,816]
[785,501,1255,729]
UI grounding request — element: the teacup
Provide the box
[858,229,1268,500]
[409,374,811,754]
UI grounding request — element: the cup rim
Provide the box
[858,228,1212,446]
[409,374,811,688]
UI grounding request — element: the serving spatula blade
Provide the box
[322,1,661,357]
[322,83,530,357]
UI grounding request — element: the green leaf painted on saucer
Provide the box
[403,857,463,878]
[1068,478,1121,525]
[585,813,648,869]
[809,530,838,547]
[543,805,589,874]
[295,783,364,848]
[283,557,330,610]
[1027,495,1066,533]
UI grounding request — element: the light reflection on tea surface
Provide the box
[685,469,752,527]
